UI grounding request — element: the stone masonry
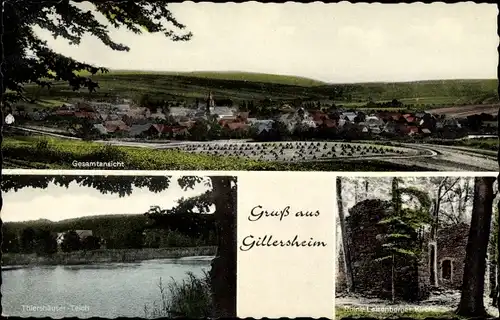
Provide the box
[336,199,469,301]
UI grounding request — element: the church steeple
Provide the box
[206,91,215,115]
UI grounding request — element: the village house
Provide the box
[144,124,167,138]
[74,110,100,121]
[149,108,167,120]
[437,118,462,129]
[170,106,193,118]
[53,105,75,116]
[248,119,274,134]
[278,108,317,132]
[213,106,236,119]
[225,122,249,132]
[128,124,152,137]
[143,124,189,138]
[104,120,130,134]
[342,111,358,122]
[28,110,49,121]
[358,115,384,133]
[178,120,196,129]
[56,230,94,249]
[383,121,398,134]
[92,123,108,135]
[419,113,437,132]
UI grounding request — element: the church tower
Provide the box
[206,91,215,115]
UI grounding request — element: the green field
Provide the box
[21,70,498,108]
[2,136,430,171]
[423,138,498,152]
[93,70,328,87]
[335,307,466,320]
[453,138,498,151]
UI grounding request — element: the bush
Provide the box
[35,138,50,150]
[87,144,127,162]
[144,271,213,319]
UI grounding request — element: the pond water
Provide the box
[1,256,213,318]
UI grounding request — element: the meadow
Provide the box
[20,70,499,109]
[2,136,429,171]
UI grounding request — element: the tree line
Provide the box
[2,206,218,256]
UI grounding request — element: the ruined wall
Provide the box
[436,223,469,290]
[345,199,430,301]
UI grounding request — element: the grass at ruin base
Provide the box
[336,306,466,320]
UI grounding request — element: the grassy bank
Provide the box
[442,138,498,151]
[336,307,463,320]
[1,246,217,266]
[3,136,431,171]
[144,271,213,319]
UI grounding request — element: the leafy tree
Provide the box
[81,235,101,251]
[0,0,192,179]
[124,229,145,249]
[34,229,58,256]
[189,120,211,141]
[271,120,290,140]
[138,93,157,113]
[375,177,431,303]
[391,99,403,108]
[20,227,36,253]
[2,226,21,253]
[208,120,223,140]
[61,230,81,252]
[457,177,496,317]
[145,192,217,242]
[69,117,100,140]
[143,229,162,248]
[1,175,237,318]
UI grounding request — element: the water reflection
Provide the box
[2,256,213,319]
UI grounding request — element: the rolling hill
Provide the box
[101,70,327,87]
[22,70,499,108]
[4,214,149,237]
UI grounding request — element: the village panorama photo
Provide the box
[1,174,237,319]
[335,175,500,320]
[1,2,498,171]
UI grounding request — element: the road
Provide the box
[9,125,498,171]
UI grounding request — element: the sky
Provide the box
[2,176,211,222]
[35,2,498,83]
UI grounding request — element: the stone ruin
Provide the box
[337,199,469,301]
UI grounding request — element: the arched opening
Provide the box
[441,259,453,281]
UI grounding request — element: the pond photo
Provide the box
[1,174,237,319]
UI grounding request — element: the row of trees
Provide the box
[4,217,218,256]
[337,176,499,317]
[3,228,102,255]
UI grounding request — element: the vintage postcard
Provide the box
[1,171,335,319]
[1,2,497,171]
[0,1,499,320]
